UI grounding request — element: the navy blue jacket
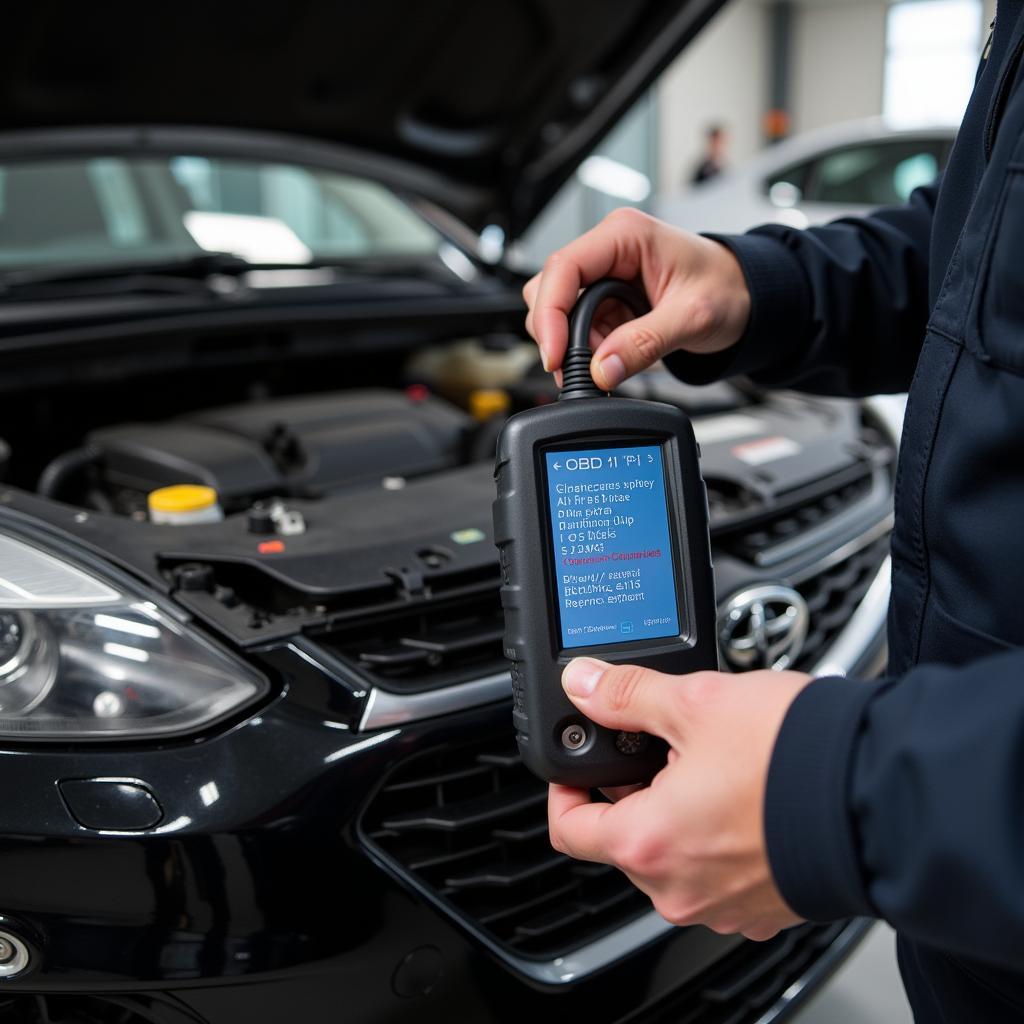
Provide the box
[667,5,1024,1020]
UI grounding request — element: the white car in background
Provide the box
[656,117,956,233]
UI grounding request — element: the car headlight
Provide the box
[0,532,266,738]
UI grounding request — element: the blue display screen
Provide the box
[544,444,681,650]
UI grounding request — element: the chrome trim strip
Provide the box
[513,911,675,985]
[811,557,891,679]
[359,671,510,730]
[788,512,893,585]
[753,919,874,1024]
[512,913,871,991]
[751,471,891,569]
[357,547,893,733]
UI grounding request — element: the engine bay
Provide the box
[0,331,892,703]
[0,335,893,1024]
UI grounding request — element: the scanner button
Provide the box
[615,731,646,756]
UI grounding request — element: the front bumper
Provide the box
[0,399,901,1023]
[0,560,889,1024]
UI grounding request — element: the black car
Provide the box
[0,3,894,1022]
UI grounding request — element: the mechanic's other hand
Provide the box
[523,208,750,390]
[548,659,811,941]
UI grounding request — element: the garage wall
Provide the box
[534,0,997,253]
[656,0,891,195]
[790,2,887,133]
[656,1,769,195]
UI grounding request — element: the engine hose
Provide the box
[36,446,98,501]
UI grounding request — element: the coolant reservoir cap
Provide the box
[148,484,218,514]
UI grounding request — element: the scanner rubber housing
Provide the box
[493,397,718,787]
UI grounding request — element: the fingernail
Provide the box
[540,346,551,373]
[597,354,626,390]
[562,658,606,698]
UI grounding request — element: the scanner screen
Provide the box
[544,444,681,650]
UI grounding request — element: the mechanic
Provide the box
[690,123,729,185]
[523,8,1024,1023]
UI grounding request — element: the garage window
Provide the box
[883,0,983,128]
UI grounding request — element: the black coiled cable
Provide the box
[558,278,651,400]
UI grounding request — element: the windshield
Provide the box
[0,154,446,270]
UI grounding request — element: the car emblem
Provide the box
[717,585,809,671]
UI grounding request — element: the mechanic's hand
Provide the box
[523,208,751,390]
[548,658,811,940]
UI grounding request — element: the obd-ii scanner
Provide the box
[493,279,718,788]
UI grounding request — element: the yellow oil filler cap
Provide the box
[469,388,511,421]
[147,485,223,525]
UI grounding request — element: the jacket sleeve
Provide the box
[764,649,1024,971]
[664,180,940,398]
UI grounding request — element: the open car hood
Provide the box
[0,0,724,238]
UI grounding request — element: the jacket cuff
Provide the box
[663,232,812,385]
[764,675,880,922]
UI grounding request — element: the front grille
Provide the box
[720,469,875,560]
[794,535,889,670]
[361,735,649,959]
[318,589,507,694]
[361,739,862,1008]
[639,921,855,1024]
[323,478,888,697]
[704,476,761,520]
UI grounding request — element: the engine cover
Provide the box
[87,389,469,505]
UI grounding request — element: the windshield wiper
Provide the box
[0,252,453,298]
[0,251,253,296]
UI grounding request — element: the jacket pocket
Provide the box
[918,594,1015,668]
[975,159,1024,374]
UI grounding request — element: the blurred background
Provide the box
[519,0,994,266]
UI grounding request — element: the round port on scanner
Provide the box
[561,724,588,750]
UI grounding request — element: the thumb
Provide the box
[589,305,681,390]
[562,658,685,744]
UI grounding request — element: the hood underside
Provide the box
[0,0,725,236]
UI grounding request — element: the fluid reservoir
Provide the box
[405,339,538,405]
[147,485,223,525]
